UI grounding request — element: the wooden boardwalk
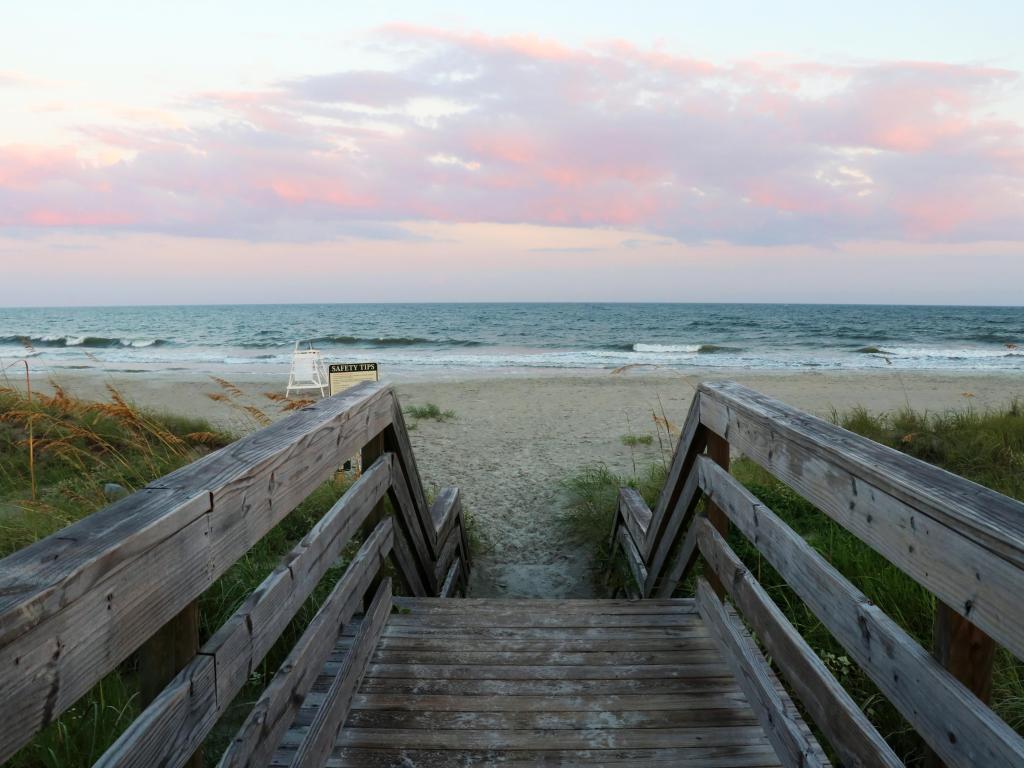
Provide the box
[4,380,1024,767]
[272,597,826,767]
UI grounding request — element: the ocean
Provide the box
[1,303,1021,379]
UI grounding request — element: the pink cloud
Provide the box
[1,30,1023,244]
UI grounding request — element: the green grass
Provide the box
[620,434,654,446]
[563,401,1024,763]
[404,402,455,422]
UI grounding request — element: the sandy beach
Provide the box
[15,366,1020,598]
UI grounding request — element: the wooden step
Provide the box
[271,597,828,767]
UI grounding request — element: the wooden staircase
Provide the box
[3,380,1024,767]
[271,597,824,767]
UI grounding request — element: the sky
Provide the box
[2,1,1023,306]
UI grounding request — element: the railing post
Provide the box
[361,431,387,529]
[926,604,996,767]
[138,600,202,767]
[705,432,730,598]
[361,431,388,601]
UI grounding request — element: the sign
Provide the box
[329,362,379,395]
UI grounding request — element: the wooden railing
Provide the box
[0,381,470,765]
[611,380,1024,768]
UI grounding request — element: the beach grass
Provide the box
[405,402,456,422]
[562,401,1024,762]
[0,382,234,556]
[619,433,654,446]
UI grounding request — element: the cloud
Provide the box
[1,31,1023,244]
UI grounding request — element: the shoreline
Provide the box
[8,366,1023,597]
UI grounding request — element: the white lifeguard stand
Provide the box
[286,341,329,398]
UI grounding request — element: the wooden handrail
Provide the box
[0,382,470,764]
[610,381,1024,768]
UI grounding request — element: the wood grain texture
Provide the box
[699,380,1024,565]
[217,518,394,768]
[272,597,839,767]
[653,510,702,599]
[697,456,1024,768]
[697,578,826,768]
[386,462,437,594]
[0,383,395,762]
[618,488,652,554]
[319,745,782,767]
[439,558,462,598]
[698,518,901,768]
[642,466,701,596]
[383,403,435,551]
[644,393,706,560]
[698,381,1024,661]
[933,601,996,703]
[96,457,395,768]
[289,579,392,768]
[616,525,648,592]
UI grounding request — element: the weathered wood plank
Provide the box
[316,751,775,768]
[217,518,394,768]
[0,488,210,647]
[697,578,826,768]
[386,461,437,594]
[383,402,435,550]
[389,597,699,614]
[97,654,217,768]
[323,745,781,768]
[96,457,395,768]
[697,518,901,768]
[340,707,756,731]
[618,488,652,554]
[377,624,711,639]
[432,523,466,587]
[704,431,730,598]
[376,635,713,653]
[356,676,739,696]
[697,456,1024,768]
[700,380,1024,566]
[337,724,774,750]
[386,612,696,628]
[643,466,701,596]
[616,525,648,592]
[933,601,996,703]
[0,509,214,762]
[371,649,722,666]
[290,578,392,768]
[0,383,395,762]
[439,558,462,598]
[137,599,202,768]
[698,381,1024,661]
[206,455,392,703]
[361,662,730,680]
[644,393,706,559]
[429,487,462,552]
[653,510,702,599]
[388,512,429,598]
[349,691,750,712]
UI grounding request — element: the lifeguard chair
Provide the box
[286,341,329,398]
